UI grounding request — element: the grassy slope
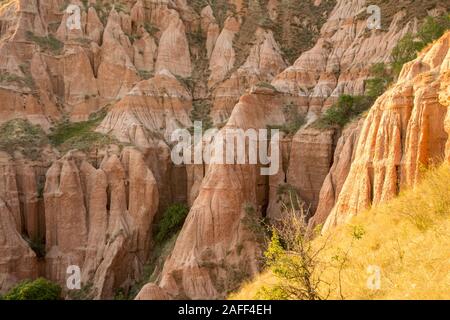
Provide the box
[0,119,48,160]
[48,109,121,153]
[231,164,450,300]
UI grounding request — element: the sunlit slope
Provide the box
[231,164,450,300]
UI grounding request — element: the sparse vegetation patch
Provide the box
[48,109,119,153]
[26,31,64,55]
[0,119,48,160]
[314,95,374,129]
[1,278,62,300]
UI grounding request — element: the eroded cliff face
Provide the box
[0,0,293,297]
[44,148,159,299]
[0,0,448,300]
[308,119,362,230]
[272,0,417,114]
[0,138,58,292]
[97,70,192,142]
[137,0,447,298]
[139,87,287,299]
[0,152,40,292]
[0,133,161,298]
[323,31,450,231]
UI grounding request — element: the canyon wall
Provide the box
[324,31,450,231]
[138,0,448,300]
[44,148,159,299]
[0,0,448,300]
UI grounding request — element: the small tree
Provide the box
[257,198,331,300]
[391,15,450,78]
[316,95,373,128]
[1,278,62,300]
[365,63,394,98]
[391,33,423,77]
[417,15,450,47]
[155,203,189,244]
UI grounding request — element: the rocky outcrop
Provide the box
[0,1,19,40]
[133,28,157,73]
[286,126,338,214]
[137,86,286,300]
[208,16,239,88]
[200,6,219,59]
[0,151,51,293]
[0,0,333,128]
[155,11,192,77]
[0,142,163,299]
[272,0,416,115]
[0,195,38,293]
[97,9,139,101]
[86,7,104,44]
[324,31,450,231]
[44,148,159,299]
[309,120,362,230]
[265,136,292,222]
[97,70,192,142]
[0,0,60,129]
[211,28,287,123]
[135,283,169,300]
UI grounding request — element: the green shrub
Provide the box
[391,33,424,77]
[138,70,153,80]
[0,119,48,159]
[1,278,62,300]
[391,15,450,77]
[365,77,388,98]
[125,32,140,44]
[241,203,267,243]
[276,183,301,208]
[75,37,92,45]
[190,100,213,131]
[143,23,159,37]
[0,65,35,89]
[176,75,195,93]
[188,29,205,47]
[48,109,118,152]
[25,237,46,258]
[26,31,63,55]
[155,204,189,244]
[255,81,278,91]
[256,200,327,300]
[315,95,374,128]
[66,283,94,300]
[364,63,393,98]
[417,15,450,48]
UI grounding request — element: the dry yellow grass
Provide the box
[231,164,450,300]
[0,0,15,11]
